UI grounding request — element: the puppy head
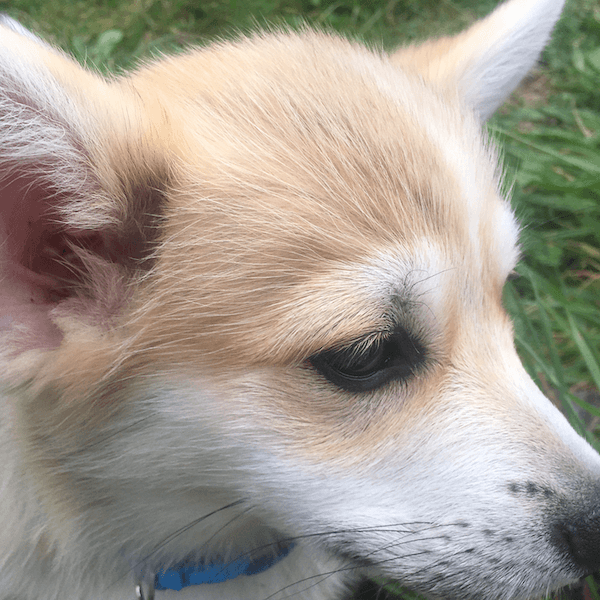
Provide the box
[2,1,599,599]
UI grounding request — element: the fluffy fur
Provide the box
[1,1,600,599]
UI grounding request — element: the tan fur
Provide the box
[3,2,600,600]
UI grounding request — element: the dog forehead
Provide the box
[132,32,519,364]
[156,31,510,245]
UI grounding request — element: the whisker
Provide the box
[108,499,247,589]
[262,549,435,600]
[136,499,247,563]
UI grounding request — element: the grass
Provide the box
[4,0,598,598]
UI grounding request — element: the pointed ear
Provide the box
[0,23,166,353]
[390,0,565,120]
[0,15,52,46]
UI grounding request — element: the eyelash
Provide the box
[309,328,426,393]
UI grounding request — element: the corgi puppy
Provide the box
[1,1,599,599]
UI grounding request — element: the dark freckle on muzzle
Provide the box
[507,480,555,498]
[508,480,600,574]
[504,481,600,576]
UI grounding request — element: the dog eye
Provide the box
[309,329,425,392]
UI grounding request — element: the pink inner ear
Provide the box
[0,174,107,350]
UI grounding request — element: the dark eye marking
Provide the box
[309,328,426,392]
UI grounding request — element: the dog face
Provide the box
[1,1,599,599]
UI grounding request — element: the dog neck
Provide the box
[134,542,295,598]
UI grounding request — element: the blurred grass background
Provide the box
[1,0,598,598]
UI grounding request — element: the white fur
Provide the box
[455,0,567,119]
[3,1,597,600]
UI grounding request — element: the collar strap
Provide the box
[136,542,294,597]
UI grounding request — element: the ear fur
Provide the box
[390,0,565,120]
[0,15,51,47]
[0,1,563,355]
[0,23,166,353]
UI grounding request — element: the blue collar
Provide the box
[153,542,294,592]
